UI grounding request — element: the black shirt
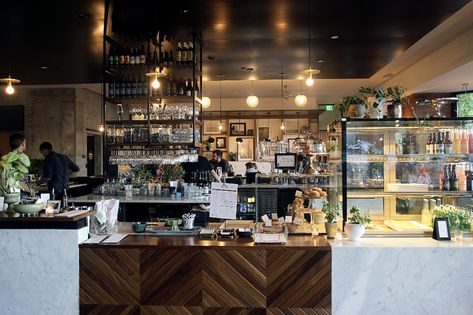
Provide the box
[210,159,229,174]
[181,156,213,182]
[43,151,66,193]
[57,153,80,189]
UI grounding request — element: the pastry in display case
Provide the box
[342,117,473,234]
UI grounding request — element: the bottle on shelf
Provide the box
[108,46,115,66]
[136,75,143,96]
[441,164,450,191]
[459,164,467,191]
[169,51,174,66]
[182,42,188,64]
[130,48,135,65]
[142,76,148,96]
[431,133,437,154]
[461,128,469,154]
[187,42,193,65]
[126,75,132,97]
[450,164,458,191]
[194,79,199,94]
[124,46,130,65]
[426,133,432,154]
[120,75,126,97]
[466,165,473,191]
[164,76,171,96]
[435,131,443,155]
[131,74,137,96]
[162,51,169,66]
[176,42,182,64]
[453,128,461,154]
[170,76,177,96]
[140,45,146,64]
[468,128,473,154]
[119,48,125,65]
[444,131,453,154]
[108,80,115,98]
[185,79,192,96]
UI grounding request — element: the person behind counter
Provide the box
[38,142,80,200]
[5,133,34,194]
[210,150,229,178]
[181,155,221,183]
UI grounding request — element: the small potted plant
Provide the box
[359,86,387,119]
[0,151,31,212]
[321,201,340,239]
[336,96,366,118]
[386,85,408,118]
[345,206,371,241]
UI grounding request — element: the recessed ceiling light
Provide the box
[330,35,339,40]
[317,59,324,63]
[75,12,87,19]
[41,66,48,70]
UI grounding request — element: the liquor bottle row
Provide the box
[426,128,473,155]
[108,46,147,66]
[438,163,473,192]
[108,75,199,98]
[107,41,195,67]
[188,171,212,188]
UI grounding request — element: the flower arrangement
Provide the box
[433,205,470,230]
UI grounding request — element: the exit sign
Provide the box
[320,104,334,111]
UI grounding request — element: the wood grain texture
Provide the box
[204,308,266,315]
[267,308,332,315]
[140,249,202,306]
[203,249,266,307]
[141,306,203,315]
[80,248,140,305]
[80,304,140,315]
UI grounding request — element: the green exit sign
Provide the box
[320,104,334,111]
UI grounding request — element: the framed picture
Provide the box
[284,119,299,134]
[204,120,224,134]
[433,217,451,240]
[287,138,297,151]
[230,123,246,136]
[258,126,270,141]
[47,200,61,214]
[216,137,226,149]
[238,138,254,161]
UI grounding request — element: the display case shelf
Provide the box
[347,154,473,162]
[347,189,473,197]
[105,96,195,104]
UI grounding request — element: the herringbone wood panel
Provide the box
[80,304,140,315]
[203,249,266,308]
[267,250,331,308]
[80,248,140,305]
[140,248,202,306]
[267,307,332,315]
[141,305,203,315]
[204,307,267,315]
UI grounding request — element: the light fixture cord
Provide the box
[219,73,222,122]
[307,0,311,69]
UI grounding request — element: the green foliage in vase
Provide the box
[387,85,408,105]
[321,201,341,223]
[159,164,185,184]
[433,207,470,230]
[0,151,31,194]
[347,206,371,225]
[359,86,387,108]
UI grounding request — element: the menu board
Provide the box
[210,182,238,219]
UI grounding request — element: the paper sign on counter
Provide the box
[210,182,238,219]
[40,193,50,205]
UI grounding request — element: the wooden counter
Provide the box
[80,235,331,314]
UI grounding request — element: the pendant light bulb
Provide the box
[5,82,15,95]
[151,75,160,89]
[305,74,314,87]
[295,94,308,107]
[218,121,223,131]
[246,95,259,108]
[201,96,211,109]
[280,121,286,130]
[98,125,105,132]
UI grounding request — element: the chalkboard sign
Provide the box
[0,105,24,131]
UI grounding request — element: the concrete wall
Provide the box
[0,87,102,176]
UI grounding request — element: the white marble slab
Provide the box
[0,229,83,315]
[331,238,473,315]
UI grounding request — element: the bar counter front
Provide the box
[79,234,332,314]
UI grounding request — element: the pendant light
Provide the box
[218,73,223,132]
[303,0,320,87]
[294,79,308,107]
[145,67,165,90]
[246,79,259,108]
[0,76,20,95]
[280,72,286,131]
[201,81,211,109]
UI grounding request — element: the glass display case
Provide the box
[342,117,473,233]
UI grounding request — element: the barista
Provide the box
[180,155,221,183]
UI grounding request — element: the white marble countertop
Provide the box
[69,194,210,204]
[329,236,473,248]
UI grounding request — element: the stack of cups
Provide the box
[182,213,196,230]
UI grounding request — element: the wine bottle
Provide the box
[187,42,193,64]
[124,47,130,65]
[163,51,169,66]
[182,42,188,64]
[441,164,450,191]
[194,79,199,94]
[120,76,126,97]
[459,164,467,191]
[436,131,444,155]
[461,128,469,154]
[450,164,458,191]
[185,79,192,96]
[136,76,143,96]
[176,42,182,65]
[170,76,177,96]
[444,131,452,154]
[426,133,432,154]
[178,77,184,96]
[140,45,146,64]
[108,47,115,66]
[468,128,473,153]
[119,48,125,65]
[142,76,148,96]
[108,81,115,98]
[164,77,171,96]
[126,75,132,97]
[130,48,135,65]
[131,75,137,96]
[453,129,461,154]
[169,51,174,66]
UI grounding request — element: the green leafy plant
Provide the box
[321,201,341,223]
[229,152,237,161]
[359,86,386,108]
[347,206,371,225]
[335,96,366,116]
[159,164,185,184]
[131,165,153,183]
[0,151,31,194]
[433,206,470,230]
[387,85,408,105]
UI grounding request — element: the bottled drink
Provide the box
[142,77,148,96]
[461,129,469,154]
[108,81,115,98]
[171,76,177,96]
[131,75,137,96]
[453,129,461,154]
[185,79,192,96]
[450,164,458,191]
[120,76,126,97]
[153,47,158,66]
[176,42,182,64]
[119,48,125,65]
[187,42,193,64]
[467,165,473,191]
[169,51,174,66]
[178,77,185,96]
[140,45,146,64]
[426,133,432,154]
[164,77,171,96]
[108,47,115,66]
[435,131,443,155]
[136,76,143,96]
[468,128,473,153]
[126,75,132,97]
[124,47,130,65]
[163,51,169,66]
[130,48,135,65]
[194,79,199,94]
[441,164,450,191]
[432,133,437,154]
[182,42,188,63]
[459,164,467,191]
[444,131,452,154]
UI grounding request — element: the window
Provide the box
[457,92,473,117]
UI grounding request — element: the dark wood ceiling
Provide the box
[0,0,469,85]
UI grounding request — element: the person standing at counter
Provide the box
[210,150,229,178]
[181,155,221,183]
[38,142,80,200]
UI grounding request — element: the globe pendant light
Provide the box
[246,80,259,108]
[294,80,308,107]
[201,81,211,109]
[0,75,20,95]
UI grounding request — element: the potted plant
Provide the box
[336,96,366,118]
[359,86,387,119]
[321,201,340,239]
[386,85,408,118]
[345,206,371,241]
[0,151,31,212]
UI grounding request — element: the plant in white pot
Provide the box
[359,86,386,119]
[0,151,30,212]
[336,96,367,118]
[345,206,371,241]
[321,201,340,239]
